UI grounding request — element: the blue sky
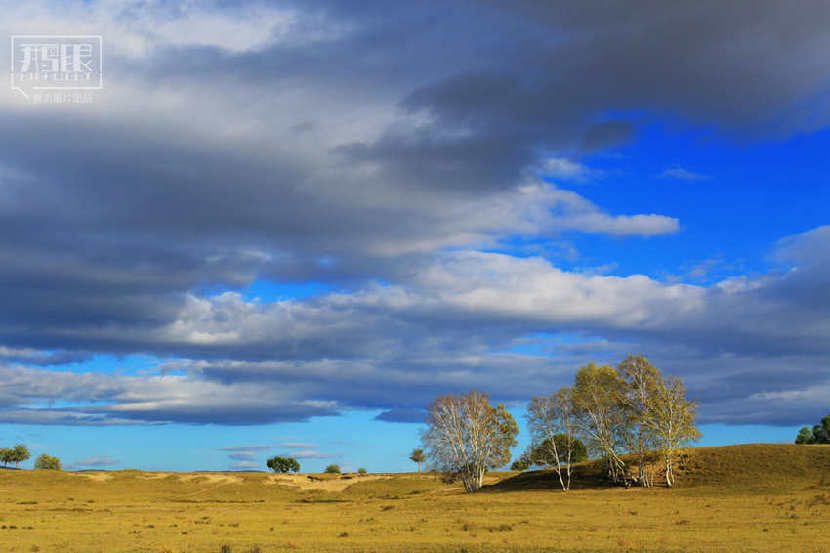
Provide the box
[0,0,829,471]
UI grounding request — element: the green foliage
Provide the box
[512,436,588,472]
[13,444,31,468]
[266,456,300,473]
[795,414,830,444]
[34,454,61,470]
[535,435,588,465]
[796,427,814,444]
[357,467,367,475]
[510,454,531,471]
[1,444,31,468]
[324,464,341,474]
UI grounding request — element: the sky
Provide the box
[0,0,828,472]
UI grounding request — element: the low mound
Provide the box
[673,443,830,489]
[490,444,830,492]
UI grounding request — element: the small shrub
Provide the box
[324,464,341,474]
[34,454,61,471]
[267,456,300,473]
[220,545,232,553]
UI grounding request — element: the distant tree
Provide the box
[9,444,30,469]
[814,415,830,443]
[526,387,582,490]
[324,464,341,474]
[266,456,300,473]
[34,454,61,470]
[532,436,588,465]
[513,436,588,476]
[357,467,367,475]
[796,414,830,444]
[422,390,518,493]
[796,426,814,444]
[409,448,426,473]
[0,448,11,468]
[510,453,532,472]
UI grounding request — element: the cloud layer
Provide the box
[0,1,828,429]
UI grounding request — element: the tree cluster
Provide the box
[419,356,699,493]
[796,414,830,444]
[526,356,700,489]
[266,456,300,473]
[0,444,30,469]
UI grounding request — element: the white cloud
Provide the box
[659,167,711,181]
[230,460,261,470]
[280,449,331,460]
[540,157,603,182]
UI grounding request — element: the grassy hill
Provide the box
[672,443,830,489]
[491,443,830,492]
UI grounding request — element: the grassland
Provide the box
[0,444,828,553]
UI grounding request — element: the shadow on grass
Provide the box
[481,461,614,493]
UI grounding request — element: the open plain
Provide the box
[0,445,828,553]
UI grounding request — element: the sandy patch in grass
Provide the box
[266,473,393,491]
[71,472,113,482]
[178,473,243,485]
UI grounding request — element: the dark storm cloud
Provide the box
[482,0,830,133]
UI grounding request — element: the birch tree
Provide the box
[526,387,580,490]
[619,355,661,487]
[648,375,700,487]
[571,363,630,484]
[422,390,518,493]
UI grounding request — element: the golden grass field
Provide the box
[0,444,828,553]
